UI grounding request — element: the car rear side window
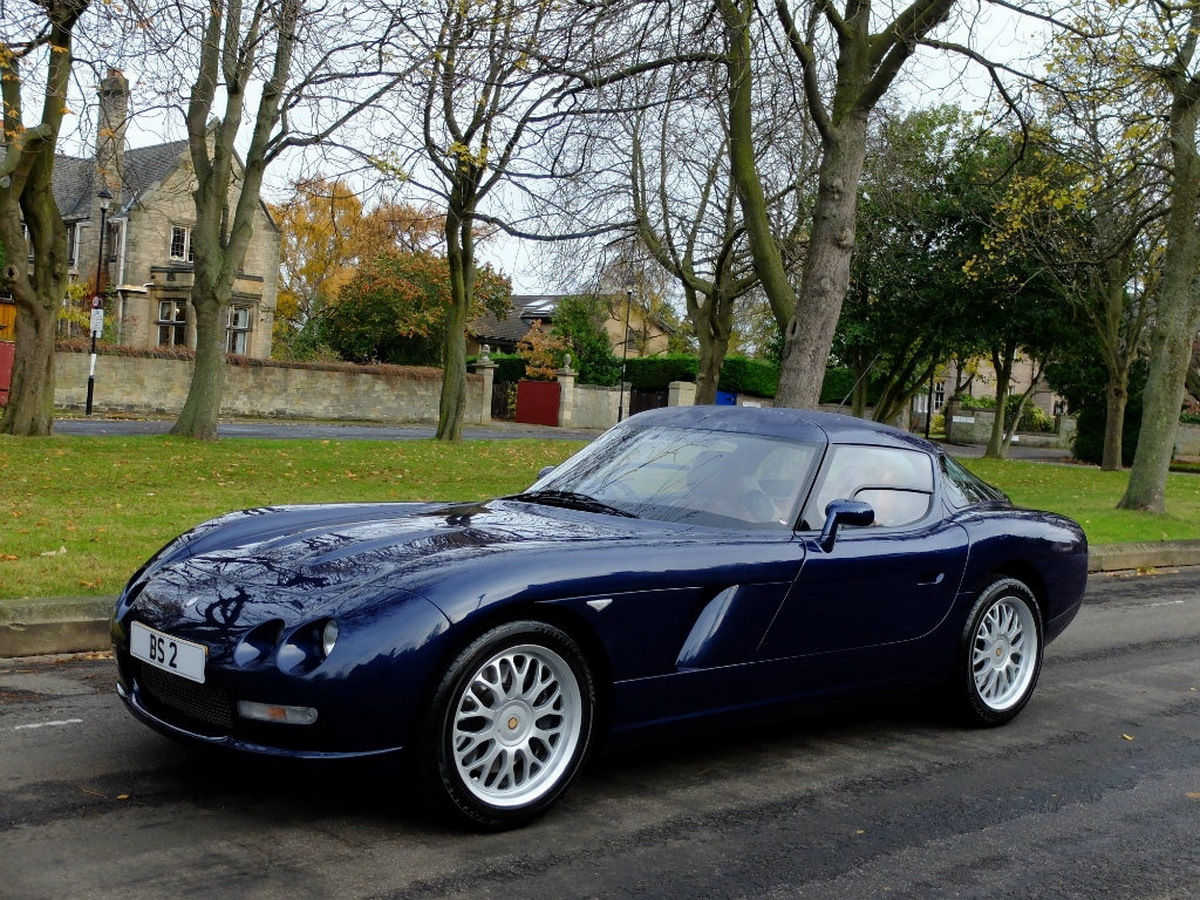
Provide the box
[940,455,1009,508]
[803,445,934,529]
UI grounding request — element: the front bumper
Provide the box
[115,674,405,760]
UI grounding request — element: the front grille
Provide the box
[140,664,234,732]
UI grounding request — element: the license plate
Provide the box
[130,622,207,684]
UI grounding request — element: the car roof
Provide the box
[622,405,939,454]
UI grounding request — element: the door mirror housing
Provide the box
[819,499,875,552]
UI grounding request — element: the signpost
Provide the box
[85,296,104,416]
[86,187,112,416]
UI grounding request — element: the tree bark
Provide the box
[1119,72,1200,511]
[1101,376,1128,471]
[776,116,868,408]
[692,293,732,405]
[0,0,90,436]
[984,346,1015,459]
[437,197,477,442]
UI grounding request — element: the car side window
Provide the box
[802,445,934,529]
[941,454,1009,508]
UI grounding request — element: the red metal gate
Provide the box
[514,380,560,427]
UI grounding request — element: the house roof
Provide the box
[54,138,191,223]
[124,140,191,206]
[470,294,563,346]
[52,155,97,221]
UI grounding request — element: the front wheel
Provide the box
[418,621,595,830]
[953,577,1043,727]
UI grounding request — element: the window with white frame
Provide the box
[106,221,122,263]
[157,299,188,347]
[169,225,194,262]
[227,305,251,354]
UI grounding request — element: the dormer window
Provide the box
[170,225,194,262]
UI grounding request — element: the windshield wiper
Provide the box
[505,490,637,518]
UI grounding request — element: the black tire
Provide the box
[953,577,1044,727]
[417,620,595,830]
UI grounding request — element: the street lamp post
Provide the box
[85,187,112,416]
[618,285,633,422]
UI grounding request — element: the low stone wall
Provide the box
[572,384,620,430]
[944,401,1075,450]
[1176,423,1200,459]
[54,351,488,425]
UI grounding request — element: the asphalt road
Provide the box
[2,569,1197,899]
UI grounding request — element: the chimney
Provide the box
[96,68,128,196]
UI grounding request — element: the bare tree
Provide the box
[379,0,701,440]
[127,0,412,439]
[718,0,958,410]
[1,0,92,436]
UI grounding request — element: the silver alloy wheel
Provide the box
[971,595,1038,711]
[450,643,583,808]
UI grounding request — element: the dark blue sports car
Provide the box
[112,406,1088,828]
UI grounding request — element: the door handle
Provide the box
[917,572,945,586]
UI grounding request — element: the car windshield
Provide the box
[519,424,821,529]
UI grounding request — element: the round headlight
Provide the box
[321,619,339,658]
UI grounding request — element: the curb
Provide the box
[4,543,1200,658]
[1088,540,1200,572]
[0,596,115,658]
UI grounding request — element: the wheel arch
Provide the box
[415,598,616,746]
[980,561,1048,627]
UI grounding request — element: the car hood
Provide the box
[124,500,710,630]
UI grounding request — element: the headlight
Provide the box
[275,617,340,674]
[321,619,339,658]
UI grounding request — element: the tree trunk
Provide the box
[694,325,729,405]
[690,286,733,406]
[170,291,228,441]
[776,116,868,409]
[1101,375,1128,471]
[985,348,1015,459]
[437,199,477,441]
[0,0,89,436]
[1119,85,1200,512]
[1,290,59,435]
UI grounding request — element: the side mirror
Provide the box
[537,465,556,480]
[818,499,874,552]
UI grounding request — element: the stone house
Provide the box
[53,70,279,358]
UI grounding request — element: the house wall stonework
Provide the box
[54,353,486,424]
[115,162,279,360]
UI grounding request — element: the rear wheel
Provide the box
[418,621,595,829]
[954,577,1043,726]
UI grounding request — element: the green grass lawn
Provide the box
[2,433,1198,600]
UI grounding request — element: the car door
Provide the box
[758,443,969,659]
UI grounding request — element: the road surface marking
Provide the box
[13,718,84,731]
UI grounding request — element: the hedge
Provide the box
[622,354,781,397]
[476,351,862,403]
